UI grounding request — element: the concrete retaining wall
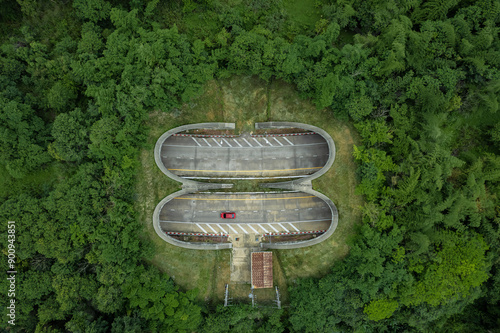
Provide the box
[153,122,338,250]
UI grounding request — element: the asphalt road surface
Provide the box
[159,191,331,235]
[160,133,329,178]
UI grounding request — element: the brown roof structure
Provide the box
[251,252,273,289]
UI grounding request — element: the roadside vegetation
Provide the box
[1,0,499,332]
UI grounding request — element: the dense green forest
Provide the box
[1,0,499,331]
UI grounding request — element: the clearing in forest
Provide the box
[135,76,363,304]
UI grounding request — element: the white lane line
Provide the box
[206,224,217,233]
[233,139,243,147]
[202,138,212,146]
[252,137,263,147]
[212,138,222,147]
[196,223,207,233]
[273,137,284,146]
[192,137,202,147]
[268,224,279,232]
[258,224,268,233]
[217,224,228,234]
[283,137,294,145]
[160,219,330,224]
[161,142,327,148]
[222,138,232,147]
[288,223,300,232]
[278,223,289,232]
[238,225,248,234]
[248,224,259,233]
[228,224,238,233]
[263,138,273,146]
[242,138,253,147]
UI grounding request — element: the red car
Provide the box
[220,212,236,219]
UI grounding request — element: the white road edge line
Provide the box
[242,138,253,147]
[196,223,207,233]
[258,224,268,233]
[238,225,248,234]
[268,224,279,232]
[212,138,222,147]
[248,224,259,233]
[160,219,330,224]
[252,137,263,147]
[273,137,284,146]
[217,224,228,234]
[192,137,202,147]
[278,223,289,232]
[264,138,273,146]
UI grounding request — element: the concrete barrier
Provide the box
[260,187,338,249]
[153,122,338,250]
[254,122,336,185]
[153,189,233,250]
[154,122,235,187]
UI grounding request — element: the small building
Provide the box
[251,252,273,289]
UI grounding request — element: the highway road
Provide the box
[160,133,329,178]
[159,191,331,235]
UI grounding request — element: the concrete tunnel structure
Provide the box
[152,122,338,250]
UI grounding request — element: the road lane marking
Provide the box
[283,137,294,145]
[278,223,289,232]
[212,138,222,147]
[174,196,316,201]
[248,224,259,233]
[258,224,268,233]
[252,138,263,147]
[242,138,253,146]
[228,224,238,233]
[202,138,212,146]
[217,224,228,234]
[288,223,300,231]
[196,223,207,233]
[268,224,279,232]
[206,224,217,233]
[264,138,273,146]
[192,137,202,147]
[238,225,248,234]
[168,167,322,173]
[160,219,330,224]
[233,139,243,147]
[273,137,284,146]
[162,142,327,148]
[222,138,232,147]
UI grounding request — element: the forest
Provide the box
[0,0,499,331]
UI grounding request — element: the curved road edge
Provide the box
[260,186,338,249]
[254,122,336,185]
[154,122,236,187]
[152,189,233,250]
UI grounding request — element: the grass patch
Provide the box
[135,75,362,303]
[268,79,363,281]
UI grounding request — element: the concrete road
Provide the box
[159,191,331,235]
[160,133,329,178]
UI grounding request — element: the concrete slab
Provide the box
[160,133,329,178]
